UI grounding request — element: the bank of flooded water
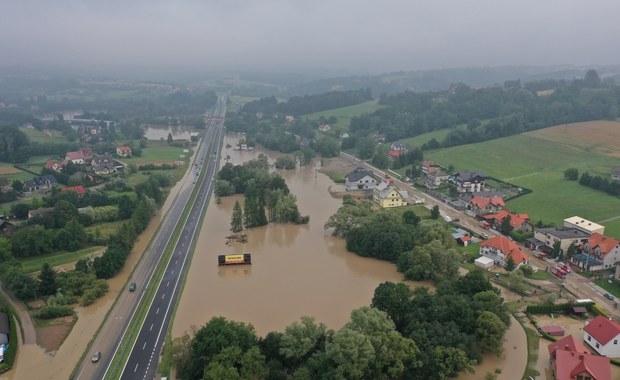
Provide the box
[172,141,407,336]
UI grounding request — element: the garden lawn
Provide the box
[301,100,382,131]
[425,133,620,230]
[19,246,105,273]
[123,141,188,165]
[594,279,620,298]
[85,221,125,240]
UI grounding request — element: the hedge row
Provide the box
[0,306,18,373]
[526,302,595,314]
[35,305,74,319]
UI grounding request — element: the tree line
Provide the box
[563,167,620,196]
[170,269,508,380]
[345,69,618,150]
[240,88,372,116]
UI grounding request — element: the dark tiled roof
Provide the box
[346,167,375,182]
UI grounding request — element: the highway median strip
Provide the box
[103,131,219,380]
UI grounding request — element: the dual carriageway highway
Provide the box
[75,98,225,380]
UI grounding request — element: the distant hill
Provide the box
[287,65,620,96]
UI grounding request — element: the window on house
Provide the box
[587,336,591,341]
[615,339,618,345]
[595,343,600,348]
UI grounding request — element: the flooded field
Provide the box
[143,125,193,141]
[172,140,407,336]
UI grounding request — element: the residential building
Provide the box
[452,170,486,193]
[91,155,117,175]
[318,124,331,132]
[479,235,528,268]
[572,233,620,271]
[116,146,132,157]
[388,150,400,159]
[61,185,86,197]
[422,161,450,189]
[468,196,505,215]
[0,178,11,193]
[390,141,409,152]
[344,167,378,191]
[43,161,64,173]
[64,150,85,165]
[285,115,295,122]
[482,210,533,233]
[533,227,590,253]
[584,316,620,358]
[23,175,57,192]
[373,181,408,208]
[564,216,605,235]
[452,228,472,246]
[611,166,620,181]
[548,334,610,380]
[616,262,620,281]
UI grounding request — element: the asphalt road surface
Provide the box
[74,98,225,380]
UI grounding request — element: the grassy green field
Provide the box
[301,100,382,131]
[19,246,105,273]
[424,132,620,235]
[85,221,125,240]
[401,126,464,148]
[19,127,67,144]
[124,141,188,164]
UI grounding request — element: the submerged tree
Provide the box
[230,201,244,233]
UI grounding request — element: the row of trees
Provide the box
[240,89,373,116]
[345,69,619,152]
[172,270,508,380]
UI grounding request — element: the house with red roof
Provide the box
[468,196,505,215]
[64,150,85,165]
[582,234,620,271]
[584,316,620,357]
[61,185,86,197]
[482,210,533,233]
[44,161,63,173]
[388,149,400,159]
[549,335,611,380]
[479,235,528,268]
[116,146,132,157]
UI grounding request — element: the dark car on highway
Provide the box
[129,282,137,292]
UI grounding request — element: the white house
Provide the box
[583,316,620,358]
[479,235,528,268]
[344,167,378,191]
[572,233,620,271]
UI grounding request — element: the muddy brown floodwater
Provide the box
[173,138,407,337]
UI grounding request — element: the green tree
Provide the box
[117,195,135,219]
[230,201,244,233]
[475,311,507,355]
[357,137,376,159]
[167,132,173,144]
[504,256,516,271]
[564,168,579,180]
[500,215,513,235]
[551,240,562,258]
[11,180,23,192]
[325,328,375,380]
[430,205,440,219]
[371,145,390,169]
[371,282,411,330]
[280,316,328,366]
[430,346,474,380]
[402,210,420,226]
[566,242,577,258]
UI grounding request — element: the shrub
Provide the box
[0,307,18,373]
[35,305,74,319]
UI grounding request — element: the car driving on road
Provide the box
[91,351,101,363]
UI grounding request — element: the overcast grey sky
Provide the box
[1,0,619,73]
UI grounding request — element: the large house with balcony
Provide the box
[452,170,486,193]
[548,334,611,380]
[345,167,378,191]
[468,196,505,215]
[479,235,528,268]
[532,227,590,253]
[482,210,533,233]
[572,233,620,272]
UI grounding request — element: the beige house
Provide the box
[373,181,408,208]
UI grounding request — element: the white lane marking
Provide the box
[149,324,153,331]
[162,293,166,299]
[134,363,139,372]
[156,307,159,315]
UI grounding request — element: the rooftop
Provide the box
[564,216,604,233]
[537,227,590,240]
[584,316,620,345]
